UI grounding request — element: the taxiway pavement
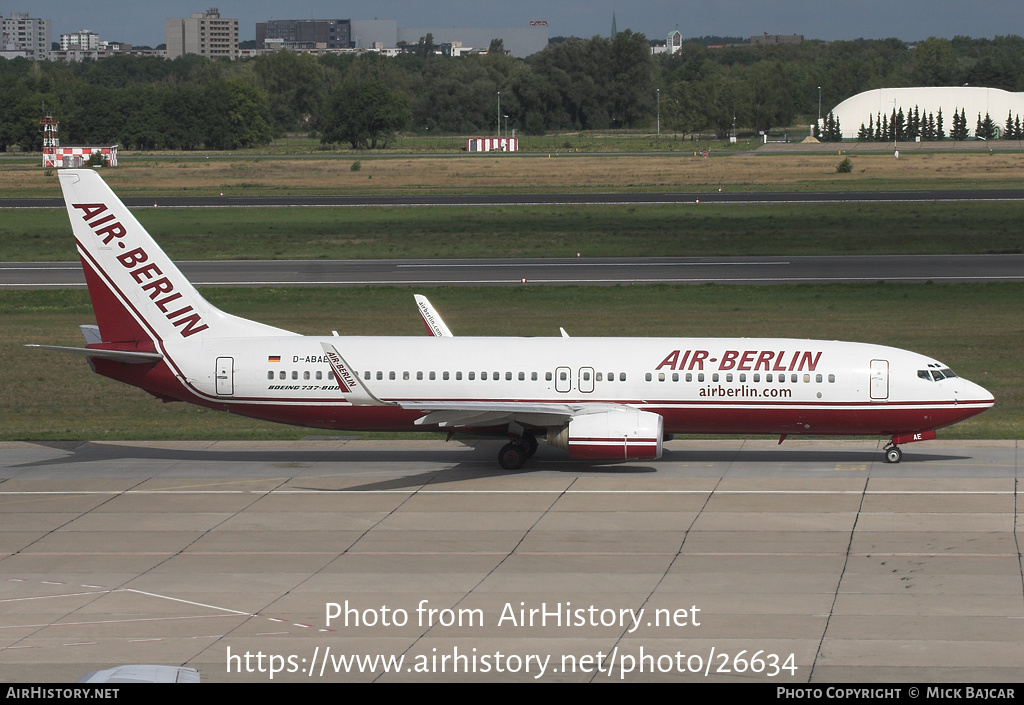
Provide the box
[0,438,1020,683]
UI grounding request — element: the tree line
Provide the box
[3,32,1024,151]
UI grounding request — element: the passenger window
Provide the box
[532,372,538,381]
[685,373,692,382]
[645,373,652,381]
[416,371,423,380]
[456,371,462,380]
[658,373,665,382]
[304,371,310,380]
[712,373,719,382]
[619,373,626,382]
[672,373,678,382]
[429,371,436,380]
[376,371,383,380]
[767,374,773,382]
[267,371,274,380]
[469,372,476,380]
[389,371,396,380]
[279,371,286,380]
[816,374,822,383]
[518,372,525,381]
[316,371,323,380]
[829,374,835,383]
[546,372,553,381]
[753,373,760,382]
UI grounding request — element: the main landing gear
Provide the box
[498,433,538,470]
[883,442,902,464]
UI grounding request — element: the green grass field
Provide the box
[2,283,1019,441]
[3,201,1024,261]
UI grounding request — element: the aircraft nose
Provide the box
[959,378,995,407]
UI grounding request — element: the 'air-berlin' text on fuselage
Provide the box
[73,203,209,338]
[656,349,822,372]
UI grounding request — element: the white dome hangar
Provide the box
[829,86,1024,140]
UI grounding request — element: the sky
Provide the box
[5,0,1024,48]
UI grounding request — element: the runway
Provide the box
[4,254,1024,288]
[1,438,1020,683]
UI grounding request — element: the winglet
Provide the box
[414,294,454,337]
[320,342,393,406]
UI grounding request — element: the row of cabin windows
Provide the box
[265,369,837,385]
[265,370,630,382]
[268,370,334,381]
[362,370,628,382]
[645,371,837,384]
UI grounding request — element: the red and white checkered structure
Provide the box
[41,114,117,167]
[466,137,518,152]
[44,146,118,168]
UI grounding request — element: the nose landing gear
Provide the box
[883,442,902,464]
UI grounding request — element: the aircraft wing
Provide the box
[400,400,626,429]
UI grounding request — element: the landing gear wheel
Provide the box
[498,442,527,470]
[523,433,539,458]
[884,445,902,464]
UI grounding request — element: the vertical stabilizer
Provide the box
[58,169,294,344]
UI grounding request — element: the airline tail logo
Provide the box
[73,203,209,339]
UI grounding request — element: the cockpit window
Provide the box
[919,366,958,381]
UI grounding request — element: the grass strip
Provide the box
[2,202,1024,261]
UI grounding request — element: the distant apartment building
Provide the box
[60,29,101,51]
[166,8,239,59]
[1,12,51,59]
[256,19,351,50]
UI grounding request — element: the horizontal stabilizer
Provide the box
[25,344,163,364]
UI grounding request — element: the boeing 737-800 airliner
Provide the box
[30,170,994,469]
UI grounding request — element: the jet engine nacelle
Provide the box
[547,408,664,461]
